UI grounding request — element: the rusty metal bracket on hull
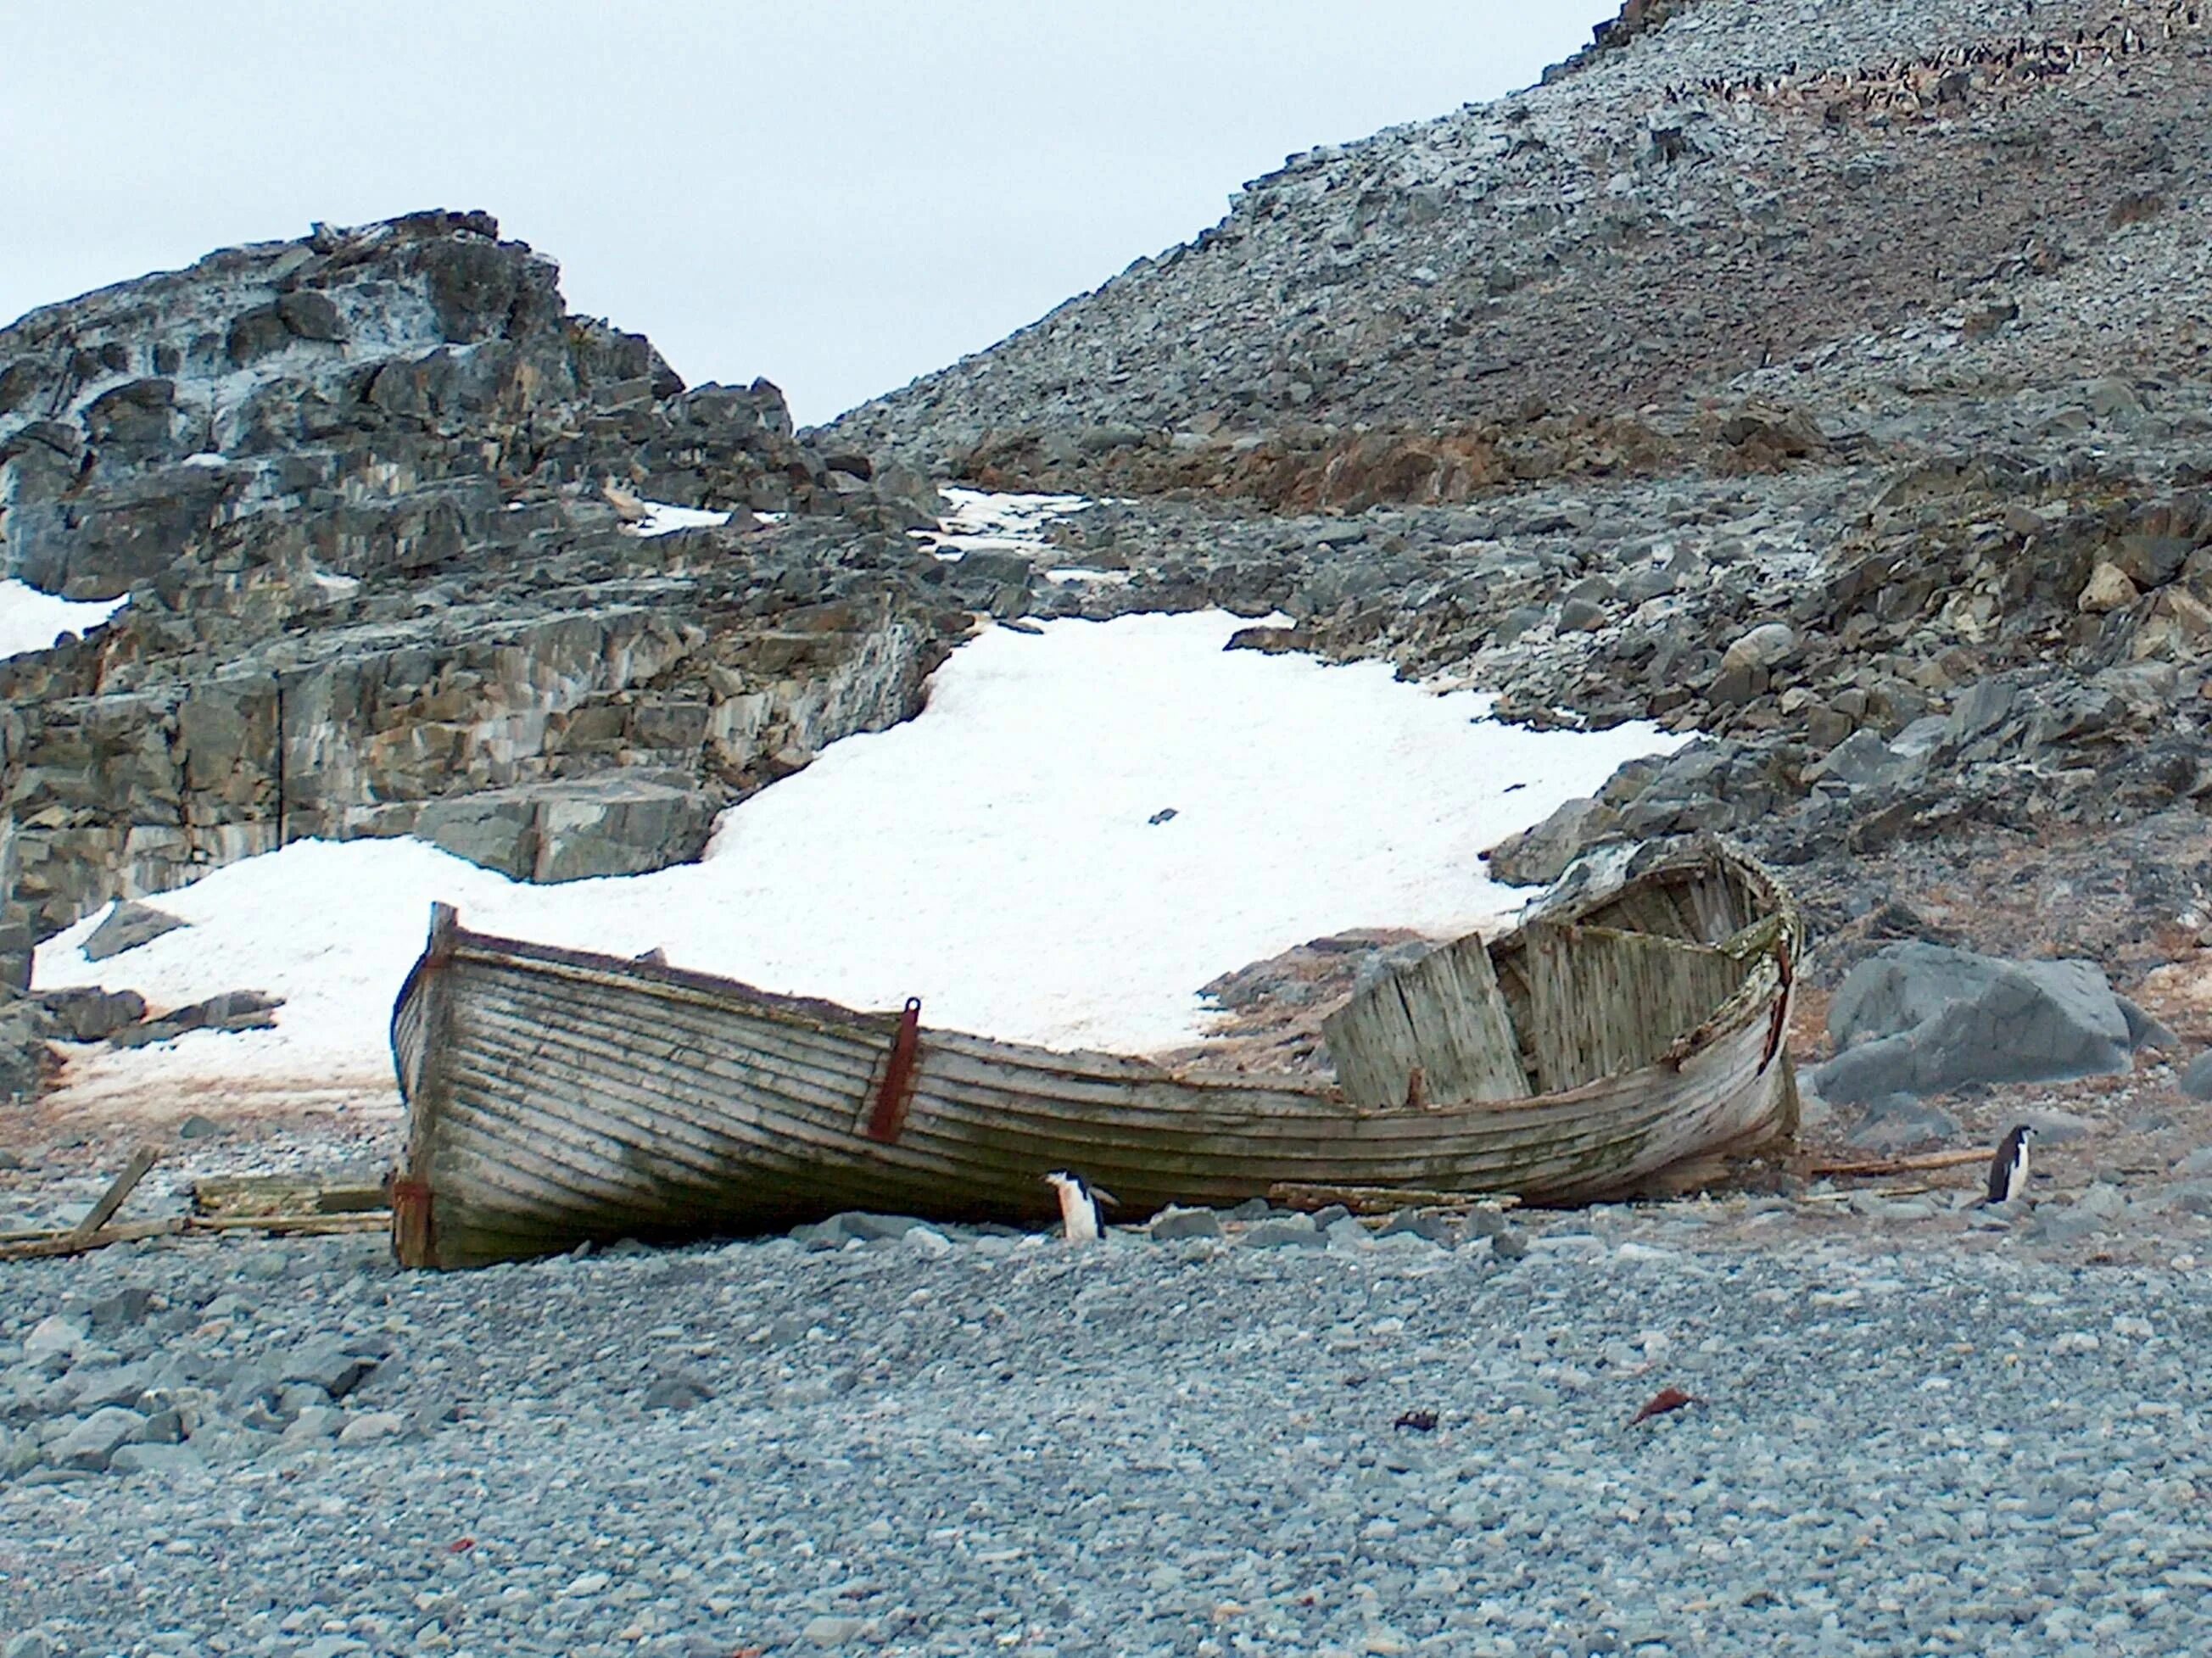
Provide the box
[392,1177,435,1266]
[865,998,924,1143]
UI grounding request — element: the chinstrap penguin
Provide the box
[1043,1170,1115,1243]
[1984,1123,2036,1206]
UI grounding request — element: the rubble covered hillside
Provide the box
[831,0,2212,922]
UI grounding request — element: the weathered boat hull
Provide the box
[390,843,1799,1268]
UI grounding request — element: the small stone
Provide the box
[1239,1215,1323,1249]
[280,1339,378,1400]
[640,1374,712,1413]
[1378,1209,1455,1244]
[561,1571,612,1598]
[804,1615,867,1646]
[281,1406,346,1443]
[902,1224,954,1256]
[1489,1228,1531,1261]
[337,1411,407,1446]
[52,1405,148,1470]
[176,1114,225,1141]
[1147,1206,1224,1242]
[87,1287,154,1330]
[2180,1052,2212,1102]
[2079,561,2140,614]
[23,1316,87,1359]
[131,1408,186,1445]
[2166,1181,2212,1217]
[107,1443,206,1478]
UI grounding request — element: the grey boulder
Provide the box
[81,901,188,962]
[1483,796,1621,887]
[36,986,148,1043]
[1813,942,2132,1105]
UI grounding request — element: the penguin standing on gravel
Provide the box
[1043,1170,1114,1244]
[1984,1124,2036,1206]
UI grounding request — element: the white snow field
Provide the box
[34,607,1687,1118]
[0,581,127,661]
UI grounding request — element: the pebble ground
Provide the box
[6,1213,2212,1658]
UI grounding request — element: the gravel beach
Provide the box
[8,1212,2212,1658]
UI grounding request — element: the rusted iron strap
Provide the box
[391,1177,435,1268]
[865,998,924,1144]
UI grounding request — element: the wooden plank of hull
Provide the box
[391,899,1799,1267]
[1321,931,1533,1108]
[1522,922,1758,1094]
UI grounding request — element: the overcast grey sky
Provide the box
[1,3,1613,427]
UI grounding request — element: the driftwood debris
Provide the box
[67,1144,161,1247]
[193,1174,389,1219]
[0,1211,390,1263]
[0,1218,187,1263]
[1801,1147,1991,1180]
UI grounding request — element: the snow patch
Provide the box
[919,487,1097,561]
[34,609,1688,1112]
[628,500,733,538]
[0,582,129,661]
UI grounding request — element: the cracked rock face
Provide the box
[0,211,956,951]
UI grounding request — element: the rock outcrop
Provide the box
[0,211,952,946]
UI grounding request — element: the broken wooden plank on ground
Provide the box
[64,1144,162,1247]
[192,1174,388,1219]
[0,1218,187,1263]
[1801,1147,1991,1180]
[189,1211,390,1237]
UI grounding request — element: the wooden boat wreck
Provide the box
[388,838,1800,1267]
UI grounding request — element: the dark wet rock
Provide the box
[109,990,283,1049]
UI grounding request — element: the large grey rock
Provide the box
[1813,942,2133,1105]
[410,773,722,884]
[81,901,187,962]
[0,997,50,1103]
[1483,796,1621,887]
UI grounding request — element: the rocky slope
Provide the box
[832,0,2209,485]
[817,0,2212,931]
